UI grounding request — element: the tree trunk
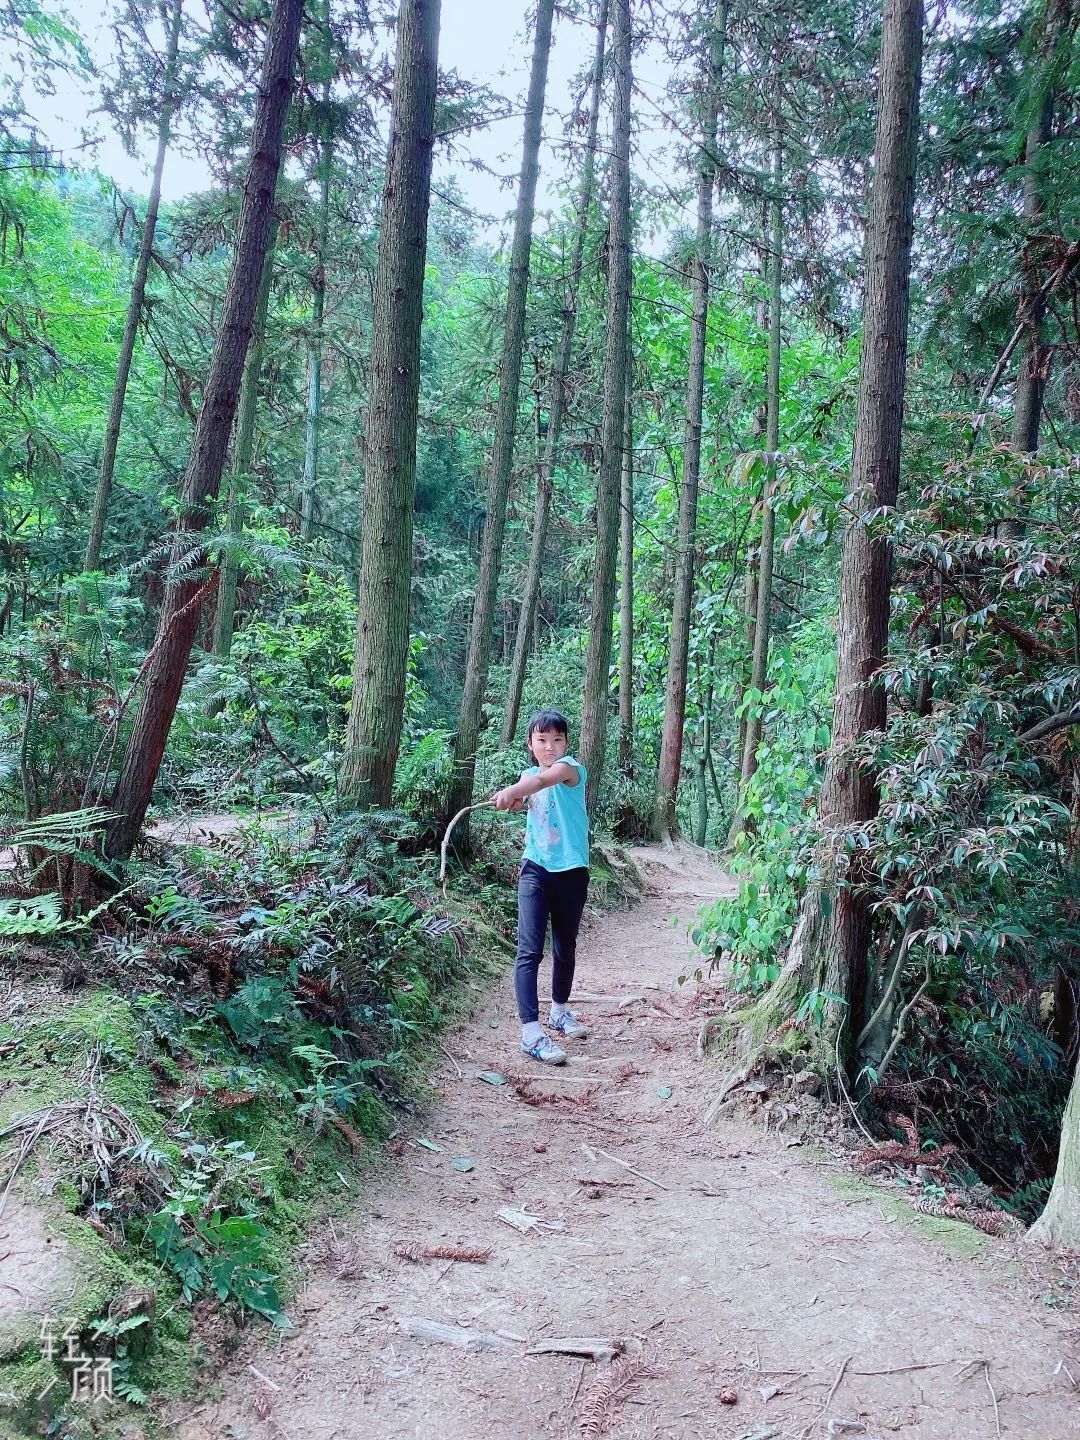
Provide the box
[726,292,767,845]
[339,0,441,808]
[501,0,609,748]
[726,523,759,846]
[103,0,304,862]
[788,0,924,1063]
[653,0,726,839]
[691,636,717,846]
[82,0,183,578]
[300,2,333,543]
[729,121,783,844]
[444,0,556,835]
[1009,93,1053,462]
[617,381,634,776]
[579,0,632,818]
[1029,1054,1080,1247]
[1008,0,1067,489]
[212,219,278,660]
[693,740,709,846]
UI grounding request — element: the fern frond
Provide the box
[2,806,116,846]
[0,893,69,936]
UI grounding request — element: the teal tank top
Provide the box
[522,756,589,873]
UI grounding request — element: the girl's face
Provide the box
[528,727,568,769]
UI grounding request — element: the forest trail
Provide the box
[166,847,1079,1440]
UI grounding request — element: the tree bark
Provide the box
[726,270,768,844]
[83,0,183,578]
[339,0,441,808]
[617,380,634,776]
[1030,1052,1080,1246]
[693,739,709,845]
[729,118,783,844]
[445,0,556,834]
[579,0,632,818]
[1007,0,1069,499]
[501,0,609,748]
[654,0,726,839]
[212,219,278,661]
[789,0,924,1062]
[1009,92,1054,463]
[692,634,717,846]
[726,561,756,844]
[300,0,333,543]
[103,0,304,861]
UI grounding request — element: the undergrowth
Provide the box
[0,805,536,1437]
[690,463,1080,1221]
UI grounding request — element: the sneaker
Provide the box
[549,1008,588,1040]
[521,1033,567,1065]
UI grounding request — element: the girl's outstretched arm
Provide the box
[492,761,578,810]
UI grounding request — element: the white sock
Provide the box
[550,1001,567,1020]
[522,1021,544,1045]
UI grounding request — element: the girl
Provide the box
[492,709,590,1064]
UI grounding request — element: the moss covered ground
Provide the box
[826,1172,987,1260]
[0,814,641,1438]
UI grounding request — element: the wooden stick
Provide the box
[849,1362,947,1376]
[526,1336,628,1361]
[570,1359,588,1410]
[984,1362,1001,1439]
[439,801,496,885]
[437,1041,463,1078]
[570,992,646,1005]
[401,1316,518,1350]
[823,1353,853,1413]
[581,1142,670,1191]
[799,1353,854,1440]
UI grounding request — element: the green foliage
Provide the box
[844,451,1080,1183]
[0,0,1078,1347]
[0,892,72,936]
[147,1136,287,1324]
[693,618,836,989]
[0,805,504,1386]
[0,886,127,937]
[393,726,454,820]
[728,445,1080,1189]
[215,977,294,1050]
[292,1043,384,1133]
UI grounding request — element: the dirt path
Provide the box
[167,846,1079,1440]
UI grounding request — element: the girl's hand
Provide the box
[492,787,525,812]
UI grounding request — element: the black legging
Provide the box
[513,859,590,1024]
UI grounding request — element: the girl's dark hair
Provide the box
[525,709,569,745]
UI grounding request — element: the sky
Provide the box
[19,0,685,249]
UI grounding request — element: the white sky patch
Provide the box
[13,0,687,250]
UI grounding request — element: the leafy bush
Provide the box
[694,617,836,990]
[147,1136,287,1324]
